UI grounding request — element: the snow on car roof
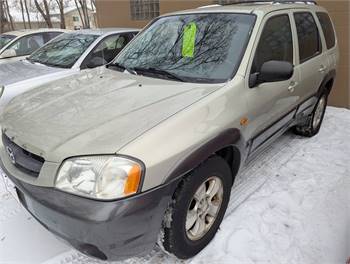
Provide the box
[71,28,140,36]
[2,28,67,37]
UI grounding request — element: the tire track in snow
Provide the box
[226,132,306,217]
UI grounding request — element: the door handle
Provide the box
[319,65,327,73]
[288,81,298,93]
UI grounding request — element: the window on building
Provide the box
[130,0,159,20]
[317,12,336,49]
[73,16,80,22]
[294,12,321,63]
[251,15,293,74]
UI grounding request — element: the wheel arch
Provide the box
[164,128,245,186]
[318,69,336,97]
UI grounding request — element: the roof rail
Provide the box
[197,4,221,9]
[221,0,317,5]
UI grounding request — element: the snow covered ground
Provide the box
[0,107,349,264]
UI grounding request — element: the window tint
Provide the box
[90,34,130,64]
[8,33,45,56]
[44,32,63,43]
[317,12,336,49]
[115,14,256,83]
[294,12,321,63]
[0,34,15,49]
[252,15,293,73]
[28,33,98,68]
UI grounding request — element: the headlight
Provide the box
[55,156,143,200]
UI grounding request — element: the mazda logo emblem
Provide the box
[6,146,16,164]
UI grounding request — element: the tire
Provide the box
[294,93,328,137]
[161,155,232,259]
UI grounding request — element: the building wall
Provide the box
[64,9,97,30]
[96,0,350,108]
[319,0,350,108]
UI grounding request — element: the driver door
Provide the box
[245,11,300,156]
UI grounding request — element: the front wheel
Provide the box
[161,155,232,259]
[294,94,328,137]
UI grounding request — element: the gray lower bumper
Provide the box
[0,160,179,261]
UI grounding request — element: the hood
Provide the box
[0,60,67,86]
[2,67,224,162]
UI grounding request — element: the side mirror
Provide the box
[0,48,16,59]
[86,56,107,69]
[249,60,294,87]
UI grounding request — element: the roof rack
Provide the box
[221,0,317,6]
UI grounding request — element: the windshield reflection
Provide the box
[115,14,255,83]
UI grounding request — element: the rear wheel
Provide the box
[294,93,328,137]
[161,156,232,259]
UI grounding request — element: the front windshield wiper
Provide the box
[27,58,64,68]
[107,62,137,75]
[27,57,43,65]
[133,67,186,82]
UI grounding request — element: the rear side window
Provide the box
[8,33,45,56]
[89,34,131,64]
[294,12,321,63]
[44,32,63,43]
[252,15,293,73]
[317,12,336,49]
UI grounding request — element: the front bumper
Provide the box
[0,159,178,261]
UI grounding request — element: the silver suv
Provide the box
[0,0,338,261]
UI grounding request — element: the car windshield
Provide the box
[27,33,99,68]
[114,13,256,83]
[0,34,15,49]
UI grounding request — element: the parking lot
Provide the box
[1,106,349,264]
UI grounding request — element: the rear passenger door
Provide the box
[292,11,327,103]
[316,12,338,76]
[245,12,299,154]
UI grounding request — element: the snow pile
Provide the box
[0,107,349,264]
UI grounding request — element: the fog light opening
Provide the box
[79,243,107,261]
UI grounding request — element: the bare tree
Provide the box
[0,0,5,33]
[19,0,27,29]
[74,0,90,29]
[91,0,96,10]
[90,0,96,27]
[55,0,65,29]
[24,0,32,28]
[4,0,14,30]
[34,0,52,28]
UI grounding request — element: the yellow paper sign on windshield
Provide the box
[182,22,197,58]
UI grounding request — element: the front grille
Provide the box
[2,133,44,177]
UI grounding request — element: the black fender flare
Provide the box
[317,69,336,97]
[164,128,245,184]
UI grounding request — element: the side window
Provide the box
[316,12,336,49]
[8,33,45,57]
[294,12,321,63]
[44,32,63,43]
[89,34,130,64]
[251,15,293,74]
